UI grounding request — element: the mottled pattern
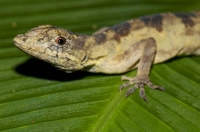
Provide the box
[140,14,163,32]
[72,34,88,49]
[110,22,131,43]
[93,33,107,44]
[174,12,196,27]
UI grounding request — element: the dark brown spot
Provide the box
[73,39,85,49]
[73,34,87,49]
[174,13,196,27]
[140,14,163,32]
[93,33,107,44]
[109,22,131,43]
[113,35,121,43]
[110,22,131,36]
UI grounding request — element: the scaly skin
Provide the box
[13,12,200,102]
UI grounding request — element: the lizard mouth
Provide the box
[13,33,67,67]
[13,34,40,59]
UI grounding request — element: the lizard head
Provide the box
[13,25,90,72]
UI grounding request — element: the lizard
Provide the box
[13,12,200,102]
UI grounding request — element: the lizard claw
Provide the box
[120,75,165,102]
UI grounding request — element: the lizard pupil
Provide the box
[56,37,66,45]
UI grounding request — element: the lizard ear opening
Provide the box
[55,37,66,45]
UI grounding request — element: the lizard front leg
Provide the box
[119,37,165,102]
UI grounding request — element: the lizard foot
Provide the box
[119,75,165,102]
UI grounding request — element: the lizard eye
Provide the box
[55,37,66,45]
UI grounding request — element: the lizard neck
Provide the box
[61,33,106,72]
[79,32,118,72]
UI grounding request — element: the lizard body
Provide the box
[14,12,200,101]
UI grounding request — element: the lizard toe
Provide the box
[119,80,135,91]
[120,75,164,102]
[125,85,138,97]
[139,87,148,102]
[147,81,165,91]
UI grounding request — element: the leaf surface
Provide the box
[1,0,200,131]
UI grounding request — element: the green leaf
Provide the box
[1,0,200,131]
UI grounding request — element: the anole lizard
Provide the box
[13,12,200,102]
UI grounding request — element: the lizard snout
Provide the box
[13,34,26,46]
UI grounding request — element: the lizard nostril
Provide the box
[13,34,27,44]
[55,37,66,45]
